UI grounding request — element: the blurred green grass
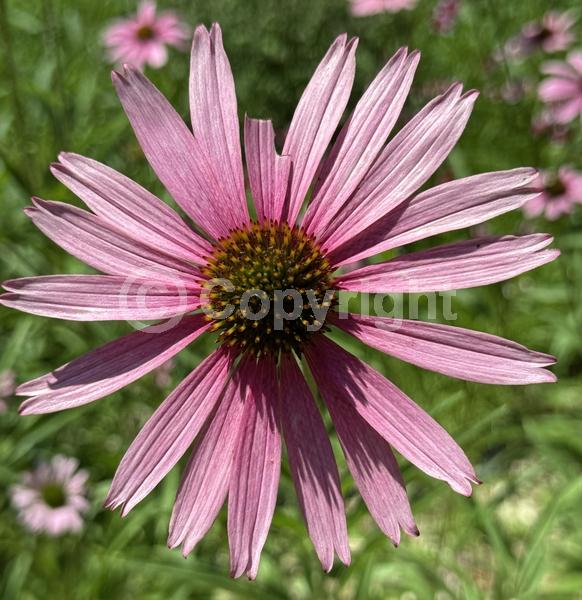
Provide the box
[1,0,582,598]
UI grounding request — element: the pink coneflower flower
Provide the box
[1,25,557,578]
[0,368,16,413]
[432,0,461,34]
[10,455,89,536]
[520,11,576,54]
[503,12,576,61]
[103,1,189,70]
[524,168,582,220]
[538,52,582,125]
[350,0,417,17]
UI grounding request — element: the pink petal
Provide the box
[330,168,540,267]
[281,34,358,224]
[567,51,582,75]
[279,355,350,571]
[26,199,200,284]
[51,153,211,265]
[333,313,556,385]
[168,368,246,555]
[303,48,420,238]
[190,25,248,227]
[323,387,418,544]
[550,98,582,124]
[306,336,479,495]
[228,357,281,579]
[538,77,580,102]
[137,0,156,24]
[145,42,168,69]
[1,275,201,321]
[17,315,209,414]
[105,348,232,515]
[111,65,235,239]
[336,234,559,293]
[541,60,576,79]
[321,85,478,252]
[244,117,291,222]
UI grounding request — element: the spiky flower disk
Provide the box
[202,221,335,357]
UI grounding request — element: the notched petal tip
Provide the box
[210,21,223,40]
[110,69,125,84]
[462,88,480,101]
[346,36,359,52]
[18,402,34,416]
[334,32,349,47]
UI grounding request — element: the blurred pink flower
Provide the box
[521,11,575,54]
[538,52,582,125]
[432,0,461,34]
[103,1,189,70]
[1,24,558,578]
[11,455,89,536]
[0,369,15,413]
[524,168,582,220]
[503,11,575,60]
[350,0,417,17]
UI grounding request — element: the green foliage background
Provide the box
[1,0,582,598]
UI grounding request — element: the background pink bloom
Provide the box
[503,11,575,60]
[524,168,582,220]
[350,0,418,17]
[103,1,189,69]
[432,0,461,34]
[11,456,89,536]
[522,11,576,53]
[538,52,582,125]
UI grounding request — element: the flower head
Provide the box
[503,11,575,60]
[11,455,89,536]
[432,0,461,34]
[1,24,558,578]
[349,0,417,17]
[524,168,582,220]
[538,52,582,125]
[103,1,189,69]
[521,11,576,54]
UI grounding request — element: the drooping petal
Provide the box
[306,335,478,495]
[321,86,478,252]
[169,370,245,556]
[111,65,236,239]
[1,275,201,321]
[330,168,540,267]
[281,34,358,224]
[333,313,557,385]
[26,199,200,284]
[51,153,211,264]
[303,48,420,238]
[323,388,418,544]
[228,357,281,579]
[279,355,350,571]
[244,117,291,222]
[190,24,248,226]
[105,348,232,516]
[336,234,559,293]
[17,315,209,413]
